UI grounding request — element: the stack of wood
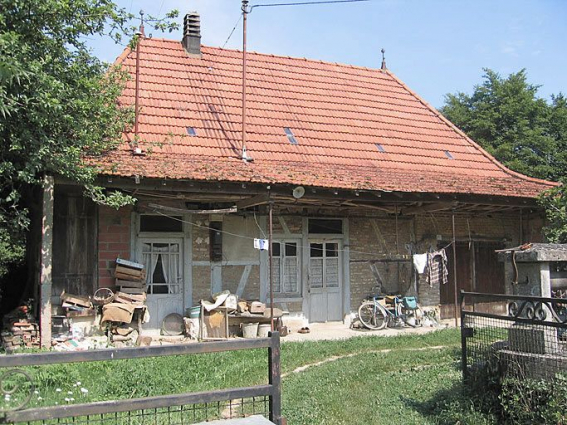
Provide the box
[115,259,147,295]
[1,304,39,351]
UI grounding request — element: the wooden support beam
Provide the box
[236,194,270,210]
[40,174,54,348]
[401,201,458,215]
[148,203,237,215]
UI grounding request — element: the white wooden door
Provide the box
[308,241,342,322]
[138,239,184,331]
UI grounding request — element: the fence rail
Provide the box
[0,332,282,424]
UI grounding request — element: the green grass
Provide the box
[0,328,497,424]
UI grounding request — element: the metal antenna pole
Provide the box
[241,1,250,161]
[134,10,145,140]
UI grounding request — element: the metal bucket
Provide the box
[241,322,259,338]
[257,323,271,338]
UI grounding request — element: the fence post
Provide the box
[460,290,468,383]
[268,331,282,425]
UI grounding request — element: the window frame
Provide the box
[271,239,301,298]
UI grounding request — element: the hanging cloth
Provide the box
[412,253,428,274]
[427,249,449,287]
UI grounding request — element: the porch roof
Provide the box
[94,38,555,199]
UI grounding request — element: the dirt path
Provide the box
[282,345,451,378]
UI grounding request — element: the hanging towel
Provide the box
[412,253,428,274]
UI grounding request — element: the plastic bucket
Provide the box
[257,324,271,338]
[186,306,200,318]
[241,322,259,338]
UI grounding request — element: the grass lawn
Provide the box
[1,328,496,424]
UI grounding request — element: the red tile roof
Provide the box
[97,38,555,198]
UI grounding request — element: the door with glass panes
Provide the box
[137,239,184,330]
[308,241,342,322]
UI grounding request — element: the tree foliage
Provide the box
[441,69,567,242]
[0,1,177,275]
[441,69,567,181]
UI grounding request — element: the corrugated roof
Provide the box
[96,38,555,198]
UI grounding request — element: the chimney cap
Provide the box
[182,12,202,56]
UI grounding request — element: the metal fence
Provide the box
[0,333,282,424]
[460,291,567,384]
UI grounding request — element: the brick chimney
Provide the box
[182,12,201,56]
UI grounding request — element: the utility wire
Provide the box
[250,0,369,12]
[151,209,419,258]
[222,13,243,48]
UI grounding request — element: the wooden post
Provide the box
[268,200,274,331]
[268,331,282,425]
[452,213,459,327]
[40,174,54,348]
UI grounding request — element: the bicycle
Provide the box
[358,294,423,330]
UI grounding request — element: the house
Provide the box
[38,13,555,341]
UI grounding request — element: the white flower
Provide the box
[33,390,39,395]
[64,398,70,402]
[55,388,62,392]
[37,396,43,401]
[76,381,81,386]
[67,391,73,395]
[4,394,11,401]
[80,388,88,394]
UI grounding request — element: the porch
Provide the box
[28,177,543,346]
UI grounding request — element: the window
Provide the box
[444,150,454,159]
[272,241,300,296]
[308,219,343,234]
[186,127,197,136]
[209,222,223,262]
[140,215,183,232]
[284,127,298,145]
[309,242,339,289]
[141,241,182,294]
[375,143,386,152]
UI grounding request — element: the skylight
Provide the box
[284,127,298,145]
[375,143,386,153]
[186,127,197,136]
[444,150,454,159]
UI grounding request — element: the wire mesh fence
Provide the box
[461,292,567,384]
[11,396,270,425]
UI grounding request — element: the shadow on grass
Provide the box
[400,384,497,425]
[400,358,499,425]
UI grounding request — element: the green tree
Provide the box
[441,69,567,242]
[0,1,177,277]
[440,69,565,181]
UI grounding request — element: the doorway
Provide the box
[308,241,342,322]
[441,241,505,319]
[137,239,184,330]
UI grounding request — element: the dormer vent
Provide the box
[182,12,201,56]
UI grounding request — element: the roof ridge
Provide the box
[138,37,388,75]
[384,70,558,189]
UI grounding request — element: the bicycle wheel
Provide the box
[358,302,388,330]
